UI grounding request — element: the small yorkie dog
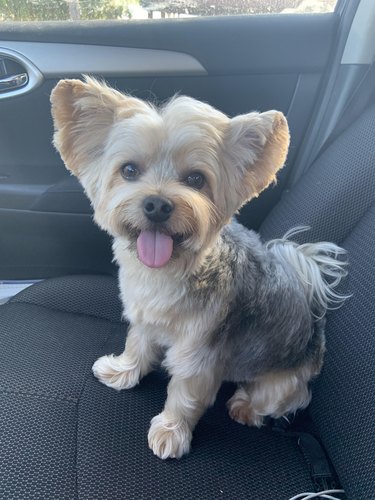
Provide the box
[51,77,348,460]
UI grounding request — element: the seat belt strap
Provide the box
[321,62,375,152]
[271,417,341,493]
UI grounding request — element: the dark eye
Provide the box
[185,172,205,190]
[120,163,140,180]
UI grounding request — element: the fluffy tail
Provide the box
[266,227,350,318]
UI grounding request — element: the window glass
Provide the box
[0,0,338,22]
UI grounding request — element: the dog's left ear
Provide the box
[51,76,150,203]
[50,76,148,177]
[222,110,289,215]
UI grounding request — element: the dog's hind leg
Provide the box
[227,366,314,427]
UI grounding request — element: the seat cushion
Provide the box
[0,275,315,499]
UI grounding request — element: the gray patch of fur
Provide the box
[188,219,329,382]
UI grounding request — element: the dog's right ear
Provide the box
[50,76,147,176]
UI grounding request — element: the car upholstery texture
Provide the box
[1,276,314,499]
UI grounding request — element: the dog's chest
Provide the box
[118,260,188,327]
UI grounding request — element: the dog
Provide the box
[51,77,348,460]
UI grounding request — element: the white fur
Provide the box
[148,412,192,459]
[267,226,350,318]
[148,371,220,458]
[92,323,160,390]
[92,354,141,390]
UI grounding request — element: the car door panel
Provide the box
[0,14,337,73]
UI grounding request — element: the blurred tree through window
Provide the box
[0,0,337,22]
[0,0,127,21]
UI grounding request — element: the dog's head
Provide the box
[51,77,289,270]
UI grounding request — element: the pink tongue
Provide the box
[137,230,173,268]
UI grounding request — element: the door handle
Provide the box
[0,47,43,99]
[0,72,28,93]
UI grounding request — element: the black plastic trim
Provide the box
[0,14,338,75]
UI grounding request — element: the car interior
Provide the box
[0,0,374,498]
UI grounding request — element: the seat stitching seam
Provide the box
[0,386,78,403]
[6,300,125,325]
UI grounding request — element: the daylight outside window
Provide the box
[0,0,338,22]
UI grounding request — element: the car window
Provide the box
[0,0,338,22]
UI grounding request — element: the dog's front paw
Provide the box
[92,354,141,391]
[148,413,192,459]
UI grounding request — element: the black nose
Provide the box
[143,196,174,223]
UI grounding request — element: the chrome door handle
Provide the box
[0,72,28,92]
[0,47,43,99]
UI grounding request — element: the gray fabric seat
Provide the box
[1,104,375,499]
[0,275,315,499]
